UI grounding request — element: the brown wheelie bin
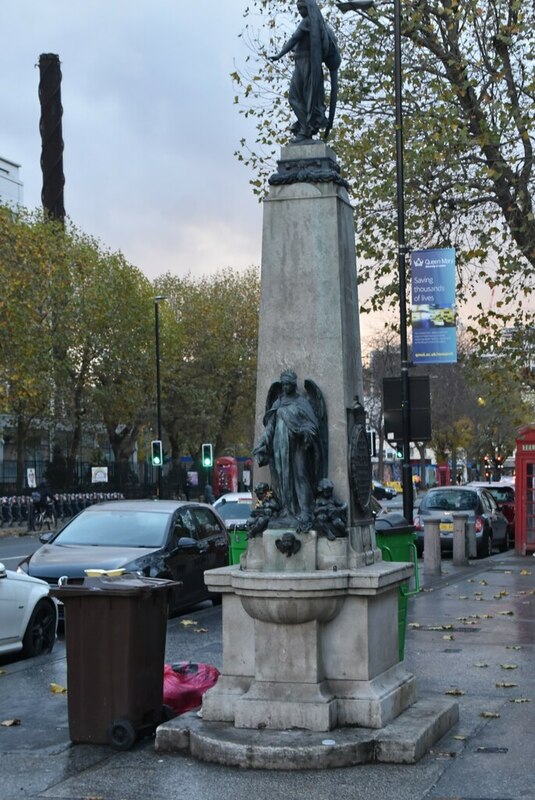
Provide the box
[51,574,179,749]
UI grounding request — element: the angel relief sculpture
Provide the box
[253,370,328,532]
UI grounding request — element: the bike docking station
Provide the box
[155,140,459,769]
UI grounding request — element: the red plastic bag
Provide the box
[163,661,220,716]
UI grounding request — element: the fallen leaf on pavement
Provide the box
[498,611,514,616]
[480,711,500,718]
[520,569,531,576]
[1,719,21,727]
[408,622,421,628]
[193,628,209,634]
[479,579,488,585]
[459,595,469,600]
[506,645,522,650]
[481,614,494,619]
[50,683,67,694]
[510,698,530,704]
[431,750,456,758]
[453,735,467,740]
[496,682,518,688]
[500,664,518,670]
[443,634,455,640]
[445,688,465,696]
[180,619,198,627]
[0,669,7,677]
[474,663,488,668]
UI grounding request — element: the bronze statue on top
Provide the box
[269,0,341,141]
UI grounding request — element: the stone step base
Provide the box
[155,696,458,769]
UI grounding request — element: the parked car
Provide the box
[372,480,397,500]
[17,500,229,616]
[414,486,508,558]
[213,492,253,530]
[466,482,515,544]
[0,562,58,658]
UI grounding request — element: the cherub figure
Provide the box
[246,482,282,539]
[313,478,347,540]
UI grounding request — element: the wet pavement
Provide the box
[0,550,533,800]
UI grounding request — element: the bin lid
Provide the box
[50,574,181,599]
[375,512,414,532]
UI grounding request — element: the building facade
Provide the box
[0,157,23,206]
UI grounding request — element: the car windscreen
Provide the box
[216,502,252,521]
[52,511,169,548]
[422,491,477,512]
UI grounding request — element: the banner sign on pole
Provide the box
[411,247,457,364]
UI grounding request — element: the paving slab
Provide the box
[0,551,533,800]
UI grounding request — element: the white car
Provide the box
[0,562,57,658]
[213,492,253,529]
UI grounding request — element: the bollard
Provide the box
[452,513,469,566]
[423,517,442,576]
[466,520,477,559]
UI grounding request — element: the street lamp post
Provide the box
[154,296,166,498]
[338,0,413,523]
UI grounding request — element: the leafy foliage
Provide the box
[156,268,260,465]
[234,0,535,363]
[0,204,259,488]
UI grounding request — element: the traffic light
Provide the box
[151,439,163,466]
[202,443,213,468]
[396,444,403,459]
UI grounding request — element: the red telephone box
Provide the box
[214,457,238,497]
[437,464,451,486]
[515,425,535,555]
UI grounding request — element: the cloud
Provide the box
[1,0,262,279]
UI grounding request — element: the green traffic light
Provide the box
[153,456,161,466]
[203,458,211,467]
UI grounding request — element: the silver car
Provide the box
[414,486,508,558]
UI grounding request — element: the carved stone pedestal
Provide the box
[202,553,415,732]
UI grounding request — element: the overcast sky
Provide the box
[1,0,264,281]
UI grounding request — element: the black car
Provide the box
[372,480,397,501]
[414,486,508,558]
[17,500,229,614]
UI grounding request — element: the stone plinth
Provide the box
[253,142,363,508]
[202,562,415,732]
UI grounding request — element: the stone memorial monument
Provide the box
[156,0,458,768]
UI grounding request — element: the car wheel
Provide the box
[22,598,56,657]
[477,532,492,559]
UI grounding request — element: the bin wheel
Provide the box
[108,718,136,750]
